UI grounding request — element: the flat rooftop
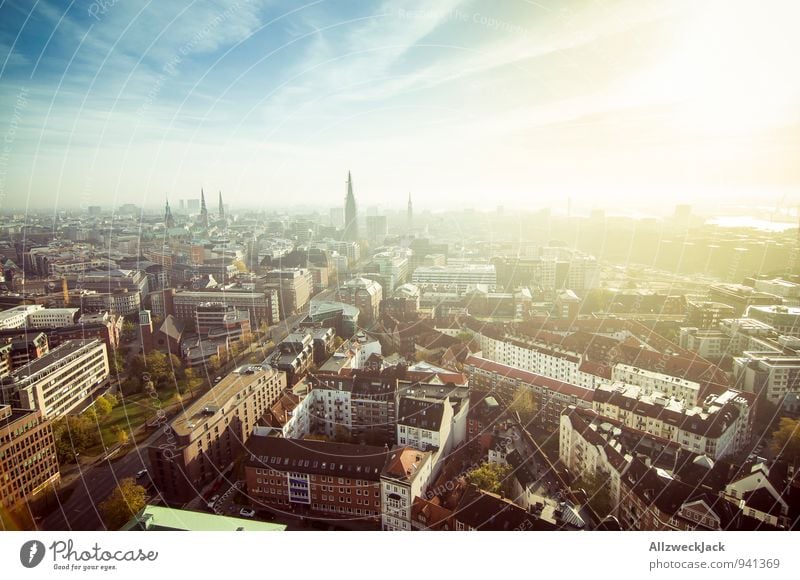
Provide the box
[123,505,286,531]
[169,365,281,438]
[2,339,100,382]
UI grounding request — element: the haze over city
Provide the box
[1,0,799,213]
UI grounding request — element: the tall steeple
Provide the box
[164,198,174,228]
[407,192,413,230]
[218,190,225,221]
[199,188,209,227]
[343,170,358,242]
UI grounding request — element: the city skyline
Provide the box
[1,0,799,213]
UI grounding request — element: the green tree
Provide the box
[510,386,538,427]
[333,424,353,443]
[53,415,102,463]
[113,426,130,447]
[578,472,614,518]
[144,351,171,386]
[94,396,113,418]
[770,417,800,463]
[466,463,514,497]
[103,393,118,408]
[99,478,148,530]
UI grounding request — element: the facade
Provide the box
[0,405,60,512]
[0,339,109,419]
[612,363,702,406]
[380,447,434,531]
[264,268,314,316]
[0,305,44,329]
[679,328,731,361]
[335,277,382,325]
[745,305,800,337]
[245,435,387,523]
[147,365,287,504]
[172,290,276,328]
[26,307,80,328]
[412,264,497,291]
[464,355,593,429]
[732,351,800,405]
[591,383,753,459]
[396,396,453,453]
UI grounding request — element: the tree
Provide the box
[578,472,614,518]
[103,393,118,408]
[770,417,800,463]
[94,396,113,418]
[144,351,171,386]
[510,386,538,427]
[333,424,353,444]
[113,426,130,447]
[466,463,514,497]
[100,478,148,530]
[53,415,102,463]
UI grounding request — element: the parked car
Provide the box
[239,508,256,518]
[136,469,148,479]
[207,494,220,509]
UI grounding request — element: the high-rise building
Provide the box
[218,191,225,222]
[343,171,358,242]
[407,193,413,230]
[0,405,60,513]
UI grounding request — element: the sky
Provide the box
[0,0,799,215]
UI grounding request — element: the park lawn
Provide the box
[90,380,206,451]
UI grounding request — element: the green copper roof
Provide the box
[122,505,286,531]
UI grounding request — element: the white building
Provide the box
[412,264,496,292]
[26,307,80,328]
[0,305,44,329]
[380,447,434,531]
[592,383,753,459]
[612,363,701,405]
[732,351,800,405]
[0,339,109,419]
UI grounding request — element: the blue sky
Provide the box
[1,0,799,215]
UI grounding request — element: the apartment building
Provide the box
[732,351,800,405]
[380,447,433,531]
[244,435,388,523]
[147,365,287,503]
[0,405,60,512]
[591,383,753,459]
[612,363,702,405]
[0,339,109,419]
[464,355,593,429]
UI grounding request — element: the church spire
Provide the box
[218,190,225,220]
[407,192,413,230]
[343,171,358,242]
[199,188,208,227]
[164,198,174,228]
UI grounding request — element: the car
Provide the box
[207,494,220,509]
[136,469,148,479]
[214,376,222,383]
[239,508,255,518]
